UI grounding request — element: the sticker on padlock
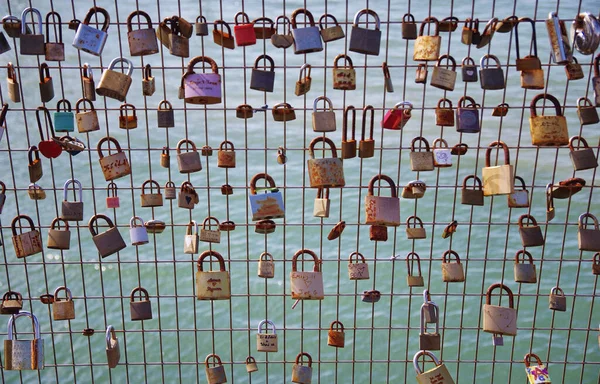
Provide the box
[432,138,452,167]
[524,353,551,384]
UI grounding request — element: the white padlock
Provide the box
[129,216,149,246]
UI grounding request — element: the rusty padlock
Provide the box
[250,54,276,92]
[402,180,426,199]
[402,13,417,40]
[479,54,505,90]
[328,321,345,348]
[382,101,412,130]
[332,54,356,90]
[52,286,75,321]
[220,184,233,195]
[118,103,137,130]
[415,63,428,84]
[217,140,236,168]
[461,18,474,45]
[439,16,459,32]
[569,135,598,171]
[565,57,584,81]
[271,15,294,49]
[369,225,387,241]
[3,15,29,38]
[549,286,567,311]
[461,56,478,82]
[359,105,375,158]
[435,98,454,127]
[212,19,235,49]
[349,9,382,56]
[96,57,134,102]
[1,291,23,315]
[518,214,545,247]
[28,146,43,183]
[442,250,465,282]
[47,217,70,250]
[364,174,400,226]
[529,93,569,146]
[348,251,369,280]
[406,252,425,287]
[514,250,537,283]
[105,325,120,368]
[38,63,55,103]
[130,286,152,321]
[234,12,256,47]
[577,97,599,125]
[578,213,600,252]
[382,62,394,92]
[456,96,479,133]
[45,12,64,61]
[482,283,517,336]
[515,17,542,71]
[495,15,518,33]
[295,63,312,96]
[341,105,357,159]
[406,215,427,239]
[253,17,275,39]
[142,64,155,97]
[476,18,498,48]
[319,14,344,42]
[430,54,457,91]
[164,181,176,200]
[73,7,110,56]
[157,100,174,128]
[236,104,253,119]
[492,103,509,117]
[507,176,529,208]
[4,311,45,370]
[410,137,434,172]
[291,352,313,383]
[414,17,441,61]
[593,253,600,275]
[272,103,296,122]
[127,10,159,56]
[20,8,45,55]
[7,63,21,103]
[307,137,345,188]
[82,64,96,101]
[258,252,275,278]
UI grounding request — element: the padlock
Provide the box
[524,353,551,384]
[402,180,427,199]
[82,64,96,101]
[307,137,345,188]
[290,8,322,54]
[245,356,258,373]
[549,286,567,312]
[479,54,505,90]
[3,15,29,38]
[96,57,134,102]
[492,333,504,346]
[565,57,584,81]
[89,214,126,257]
[183,220,199,254]
[291,352,313,383]
[348,252,369,280]
[200,216,221,244]
[569,136,598,171]
[419,307,441,350]
[105,325,120,368]
[492,103,509,117]
[364,174,400,226]
[313,187,330,218]
[515,17,542,71]
[461,175,484,206]
[483,141,514,196]
[106,182,120,208]
[476,18,498,48]
[164,181,176,200]
[177,139,202,173]
[118,103,137,130]
[578,213,600,252]
[328,321,345,348]
[413,350,455,384]
[130,286,152,321]
[217,140,236,168]
[277,146,287,164]
[332,54,356,91]
[155,100,175,128]
[200,145,213,156]
[471,19,481,45]
[126,10,159,56]
[27,183,46,200]
[250,54,276,92]
[364,291,383,303]
[145,220,165,234]
[0,180,6,215]
[441,220,458,239]
[369,224,388,241]
[57,134,86,157]
[195,15,209,36]
[421,290,438,323]
[184,56,222,104]
[461,18,474,45]
[234,104,253,119]
[593,253,600,275]
[47,217,70,250]
[233,12,256,47]
[415,64,428,84]
[341,105,357,159]
[28,146,43,183]
[349,8,381,55]
[529,93,569,146]
[45,12,64,61]
[4,311,44,370]
[68,19,80,31]
[513,250,537,283]
[291,249,324,300]
[271,15,294,49]
[61,179,84,221]
[294,63,312,96]
[52,286,75,321]
[430,54,457,91]
[257,252,275,278]
[196,250,231,300]
[577,97,599,125]
[518,214,545,247]
[142,64,155,97]
[482,283,517,336]
[11,215,43,258]
[1,291,23,315]
[432,138,452,168]
[402,13,417,40]
[545,184,555,222]
[451,142,469,154]
[550,177,586,200]
[359,105,375,158]
[38,63,55,103]
[414,17,441,61]
[178,181,198,210]
[36,106,63,159]
[253,17,275,39]
[156,17,173,49]
[7,63,21,103]
[249,173,285,221]
[410,137,434,172]
[495,15,518,33]
[435,98,454,127]
[54,99,74,132]
[172,16,193,38]
[141,179,163,207]
[406,252,425,287]
[73,7,110,56]
[382,101,413,130]
[456,96,479,133]
[406,215,427,239]
[439,16,459,32]
[442,250,465,282]
[168,22,189,57]
[256,319,278,352]
[221,184,233,195]
[506,176,529,210]
[461,56,478,82]
[20,8,45,55]
[97,136,131,181]
[382,62,394,92]
[319,13,344,42]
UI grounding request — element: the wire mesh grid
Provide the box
[0,0,599,382]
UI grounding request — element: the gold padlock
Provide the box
[52,286,75,321]
[461,18,474,45]
[256,319,278,352]
[529,93,569,146]
[295,63,312,96]
[441,250,465,282]
[97,57,134,102]
[406,252,425,287]
[245,356,258,373]
[140,179,163,207]
[217,140,236,168]
[406,215,427,239]
[413,350,455,384]
[514,250,537,283]
[327,320,345,348]
[430,54,457,91]
[482,141,514,196]
[7,63,21,103]
[196,250,231,300]
[341,105,357,159]
[75,98,100,133]
[359,105,375,158]
[160,147,170,168]
[38,63,55,103]
[414,17,441,61]
[142,64,155,97]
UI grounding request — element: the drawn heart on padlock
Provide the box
[465,69,475,76]
[185,195,192,205]
[38,139,62,158]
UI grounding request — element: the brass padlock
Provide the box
[514,250,537,284]
[507,176,530,208]
[549,286,567,311]
[529,93,569,146]
[435,98,454,127]
[277,146,287,164]
[461,18,474,45]
[414,17,441,61]
[47,217,70,250]
[196,251,231,300]
[406,252,425,287]
[126,10,159,56]
[28,146,43,183]
[319,14,344,42]
[402,180,426,199]
[348,251,369,280]
[479,54,505,90]
[256,319,278,352]
[456,96,479,133]
[130,286,153,321]
[515,17,542,71]
[52,286,75,321]
[432,138,452,168]
[27,184,46,200]
[1,291,23,315]
[461,56,478,82]
[271,15,294,49]
[88,214,127,258]
[341,105,357,159]
[82,63,96,101]
[250,54,275,92]
[332,54,356,90]
[142,64,155,96]
[106,182,120,208]
[178,181,198,210]
[118,103,137,129]
[157,100,174,128]
[273,103,296,122]
[413,350,455,384]
[61,179,84,221]
[492,103,509,117]
[382,62,394,92]
[3,15,30,38]
[313,187,330,218]
[295,63,312,96]
[20,8,45,55]
[291,352,313,384]
[518,214,545,247]
[236,104,253,119]
[593,253,600,275]
[156,17,173,49]
[369,224,387,242]
[461,175,484,206]
[406,215,427,239]
[483,283,517,336]
[4,311,44,370]
[253,17,275,39]
[415,63,428,84]
[213,19,235,49]
[258,252,275,278]
[569,135,598,171]
[349,9,382,56]
[442,250,465,282]
[482,141,514,196]
[328,320,345,348]
[410,136,434,172]
[312,96,336,132]
[73,7,110,56]
[419,307,441,350]
[195,15,209,36]
[495,15,518,33]
[45,12,65,61]
[578,213,600,252]
[38,63,55,103]
[160,147,170,168]
[565,57,584,81]
[439,16,459,32]
[200,216,221,244]
[402,13,417,39]
[177,139,202,173]
[520,68,545,90]
[164,181,176,200]
[140,179,163,207]
[7,63,21,103]
[245,356,258,373]
[359,105,375,158]
[96,57,134,102]
[105,325,120,368]
[577,97,599,125]
[11,214,43,258]
[430,54,457,91]
[217,140,236,168]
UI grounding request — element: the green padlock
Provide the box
[54,99,74,132]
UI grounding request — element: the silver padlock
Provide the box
[422,290,438,323]
[4,311,44,370]
[20,8,45,55]
[130,216,149,246]
[7,63,20,103]
[312,96,336,132]
[73,7,110,56]
[105,325,120,368]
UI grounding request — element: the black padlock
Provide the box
[402,13,417,40]
[461,56,478,82]
[456,96,480,133]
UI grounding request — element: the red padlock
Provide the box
[382,101,413,130]
[234,12,256,47]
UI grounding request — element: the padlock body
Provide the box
[341,140,356,159]
[402,22,417,39]
[327,330,345,347]
[514,263,537,283]
[479,68,505,89]
[359,140,375,159]
[8,78,21,103]
[312,111,336,132]
[97,70,132,102]
[349,26,381,55]
[39,78,55,103]
[256,333,278,352]
[570,149,598,171]
[92,227,127,258]
[364,195,400,226]
[200,228,220,243]
[184,73,222,104]
[53,300,75,320]
[482,165,514,196]
[520,69,545,89]
[290,271,324,300]
[130,226,149,246]
[565,62,584,80]
[313,198,330,218]
[406,227,426,239]
[382,109,410,130]
[291,364,313,384]
[177,152,202,173]
[416,364,455,384]
[196,270,231,300]
[142,77,155,96]
[128,29,159,56]
[549,294,566,311]
[45,42,65,61]
[73,24,108,56]
[332,68,356,90]
[141,193,163,207]
[348,263,369,280]
[106,196,120,209]
[292,26,323,54]
[234,23,257,46]
[369,225,387,241]
[461,65,478,82]
[430,67,456,91]
[295,78,312,96]
[436,108,454,126]
[442,263,465,282]
[529,116,569,146]
[20,34,45,55]
[433,148,452,167]
[4,339,44,370]
[99,152,131,181]
[483,303,517,336]
[106,339,120,368]
[47,228,71,250]
[410,152,435,171]
[461,188,484,206]
[406,275,424,287]
[196,22,209,36]
[578,228,600,251]
[61,201,84,221]
[578,106,600,125]
[519,226,545,247]
[54,112,75,132]
[157,110,175,128]
[169,34,189,57]
[130,300,153,320]
[258,260,275,278]
[250,69,275,92]
[307,158,345,188]
[12,230,43,258]
[419,333,441,350]
[413,36,440,61]
[321,26,344,42]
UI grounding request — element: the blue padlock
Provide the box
[54,99,74,132]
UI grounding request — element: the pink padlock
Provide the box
[382,101,413,130]
[106,182,120,209]
[234,12,256,47]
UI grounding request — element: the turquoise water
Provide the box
[0,0,599,382]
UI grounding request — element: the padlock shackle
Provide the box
[141,179,161,194]
[28,145,40,164]
[7,311,40,340]
[485,140,510,167]
[82,63,94,80]
[126,10,153,32]
[97,136,123,159]
[20,7,42,34]
[462,175,483,190]
[518,213,538,228]
[550,286,564,296]
[253,54,275,71]
[294,352,313,366]
[568,135,591,151]
[38,63,51,83]
[0,180,6,194]
[105,325,117,348]
[165,181,175,189]
[250,172,277,195]
[443,250,461,264]
[329,320,344,331]
[186,220,198,235]
[545,183,555,212]
[197,250,226,272]
[53,285,73,301]
[219,140,235,151]
[353,9,381,30]
[523,352,544,368]
[361,105,375,140]
[412,350,441,374]
[578,212,599,229]
[515,249,534,264]
[577,97,594,109]
[308,136,339,159]
[275,15,292,34]
[63,178,83,202]
[119,103,136,117]
[440,16,459,31]
[234,11,250,25]
[204,353,223,367]
[406,215,425,228]
[107,181,118,197]
[88,214,115,236]
[83,7,110,31]
[252,16,274,29]
[406,252,422,276]
[514,17,538,60]
[333,53,354,69]
[158,100,173,111]
[410,136,431,152]
[107,57,134,76]
[462,56,475,66]
[485,283,514,308]
[436,54,456,70]
[530,93,563,117]
[319,14,340,30]
[423,289,432,303]
[143,64,153,80]
[432,138,449,149]
[513,176,527,191]
[316,187,329,199]
[292,249,320,272]
[348,251,366,264]
[213,19,232,37]
[290,8,316,28]
[298,63,311,81]
[382,62,391,80]
[403,13,415,23]
[45,11,63,43]
[259,252,273,262]
[367,174,397,198]
[257,319,276,334]
[595,253,600,264]
[176,138,197,154]
[458,96,477,109]
[418,16,440,36]
[180,181,195,192]
[11,214,36,236]
[479,54,501,69]
[437,98,452,109]
[313,95,334,112]
[342,105,356,141]
[3,290,23,302]
[130,286,150,302]
[129,216,145,228]
[50,217,70,231]
[202,216,219,230]
[56,99,72,112]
